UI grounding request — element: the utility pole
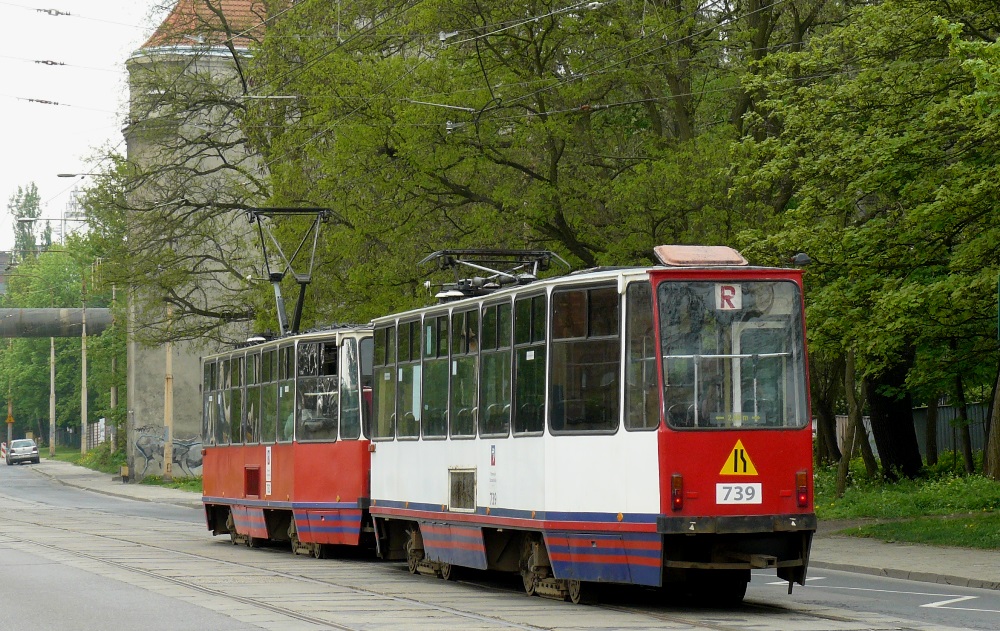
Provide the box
[6,340,13,448]
[163,303,174,481]
[49,337,55,457]
[81,279,88,455]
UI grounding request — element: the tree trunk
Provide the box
[925,396,939,467]
[983,363,1000,480]
[810,353,843,464]
[953,373,975,474]
[837,350,868,496]
[865,354,922,480]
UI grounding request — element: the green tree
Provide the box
[242,0,844,324]
[737,0,1000,478]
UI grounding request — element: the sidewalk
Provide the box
[30,458,203,510]
[810,520,1000,591]
[28,459,1000,591]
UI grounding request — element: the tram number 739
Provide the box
[716,483,762,504]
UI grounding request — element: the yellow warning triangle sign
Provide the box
[720,440,758,476]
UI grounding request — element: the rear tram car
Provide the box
[368,246,814,604]
[201,326,374,556]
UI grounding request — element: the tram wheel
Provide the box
[440,563,455,581]
[225,513,238,545]
[566,579,585,605]
[312,544,327,559]
[247,536,262,549]
[405,530,423,574]
[519,538,537,596]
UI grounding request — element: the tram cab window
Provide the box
[513,294,546,434]
[625,282,659,431]
[261,349,278,444]
[359,336,374,438]
[297,341,339,442]
[450,309,479,438]
[659,281,808,429]
[216,359,232,445]
[340,337,363,440]
[202,361,217,445]
[549,286,620,434]
[422,315,449,438]
[397,320,422,439]
[480,301,512,437]
[277,346,295,442]
[245,352,261,444]
[372,326,397,440]
[230,356,244,444]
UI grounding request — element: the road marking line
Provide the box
[921,596,1000,613]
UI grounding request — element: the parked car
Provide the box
[7,439,40,465]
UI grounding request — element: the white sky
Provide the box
[0,1,169,252]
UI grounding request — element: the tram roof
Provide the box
[202,324,372,360]
[373,261,797,325]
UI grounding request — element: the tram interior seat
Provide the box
[423,407,447,436]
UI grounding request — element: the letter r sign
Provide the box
[716,284,742,311]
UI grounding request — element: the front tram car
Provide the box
[201,326,374,556]
[368,245,813,604]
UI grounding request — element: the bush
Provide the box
[78,442,127,474]
[814,452,1000,519]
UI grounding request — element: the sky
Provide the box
[0,1,169,252]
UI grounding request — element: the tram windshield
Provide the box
[658,280,808,429]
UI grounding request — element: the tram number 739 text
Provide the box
[716,483,762,504]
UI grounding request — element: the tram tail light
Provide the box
[796,470,809,508]
[671,473,684,511]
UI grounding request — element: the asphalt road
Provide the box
[1,462,997,630]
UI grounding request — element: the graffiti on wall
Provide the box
[133,424,203,477]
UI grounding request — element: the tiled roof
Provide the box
[141,0,269,50]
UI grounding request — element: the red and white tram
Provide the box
[368,246,814,603]
[201,326,374,556]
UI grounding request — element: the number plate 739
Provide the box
[716,483,762,504]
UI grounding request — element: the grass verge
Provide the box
[815,454,1000,549]
[848,513,1000,549]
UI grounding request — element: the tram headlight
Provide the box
[796,470,809,508]
[671,473,683,511]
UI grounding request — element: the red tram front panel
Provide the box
[650,266,815,585]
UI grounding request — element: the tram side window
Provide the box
[422,315,449,438]
[480,301,512,437]
[373,325,397,439]
[245,352,260,444]
[340,338,362,440]
[450,309,479,438]
[360,336,374,438]
[202,361,216,445]
[230,355,244,444]
[216,359,231,445]
[261,349,278,444]
[513,294,546,434]
[549,286,620,434]
[298,341,339,442]
[396,320,422,439]
[277,346,296,442]
[625,281,659,431]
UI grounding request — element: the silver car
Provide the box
[7,439,40,465]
